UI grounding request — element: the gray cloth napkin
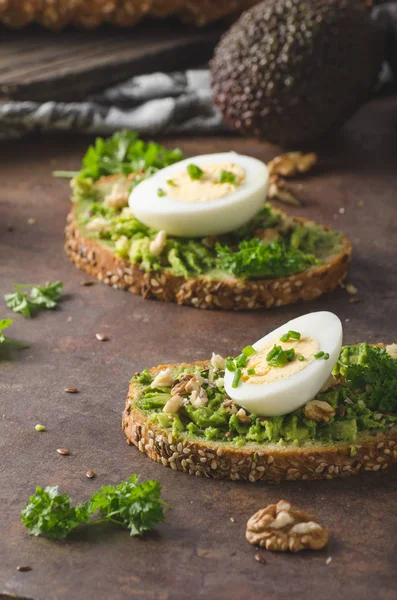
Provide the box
[0,70,227,140]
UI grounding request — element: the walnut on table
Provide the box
[267,152,318,207]
[246,500,329,553]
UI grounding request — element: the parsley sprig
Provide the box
[0,319,27,348]
[21,475,169,540]
[5,281,63,318]
[79,131,182,180]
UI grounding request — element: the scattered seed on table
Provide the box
[57,448,70,456]
[80,280,95,287]
[86,470,95,479]
[96,333,108,341]
[230,517,235,523]
[325,557,332,565]
[254,552,267,564]
[64,387,78,393]
[17,565,32,572]
[35,424,46,432]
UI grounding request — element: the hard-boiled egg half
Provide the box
[224,312,343,417]
[128,152,268,237]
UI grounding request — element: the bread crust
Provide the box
[122,360,397,482]
[65,206,352,310]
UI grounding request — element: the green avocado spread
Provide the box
[132,344,397,449]
[71,131,344,281]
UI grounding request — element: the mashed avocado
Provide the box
[133,344,397,448]
[72,131,344,281]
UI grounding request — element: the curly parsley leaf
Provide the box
[88,475,168,537]
[20,486,89,540]
[336,344,397,412]
[216,238,318,279]
[79,131,183,180]
[0,318,28,348]
[21,475,169,540]
[5,281,63,317]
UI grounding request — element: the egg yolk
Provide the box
[243,335,320,385]
[165,163,245,204]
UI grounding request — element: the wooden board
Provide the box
[0,21,224,102]
[1,97,397,600]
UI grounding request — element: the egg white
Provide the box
[128,152,269,237]
[224,312,343,417]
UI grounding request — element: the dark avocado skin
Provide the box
[211,0,385,145]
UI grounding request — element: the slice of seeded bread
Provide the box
[122,360,397,482]
[65,207,352,310]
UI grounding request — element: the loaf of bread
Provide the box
[0,0,259,28]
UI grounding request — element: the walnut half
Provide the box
[304,400,335,423]
[246,500,329,553]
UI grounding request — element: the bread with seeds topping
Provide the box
[64,132,351,310]
[122,344,397,481]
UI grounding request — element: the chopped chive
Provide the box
[297,355,305,361]
[186,164,204,180]
[157,188,166,197]
[242,345,256,357]
[232,368,242,388]
[288,330,301,340]
[219,170,237,184]
[236,353,248,368]
[280,333,290,343]
[226,358,236,372]
[314,351,325,359]
[266,345,281,361]
[166,179,176,186]
[286,349,295,362]
[247,368,256,376]
[323,353,330,360]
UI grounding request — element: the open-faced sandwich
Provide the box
[65,131,351,310]
[123,312,397,481]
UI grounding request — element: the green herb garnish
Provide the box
[157,188,166,197]
[236,353,248,368]
[20,475,169,540]
[266,345,295,367]
[314,351,325,359]
[247,368,256,376]
[323,353,330,360]
[334,343,397,412]
[280,330,301,342]
[216,239,318,279]
[5,281,63,318]
[232,368,242,388]
[78,131,182,180]
[0,319,28,348]
[186,164,204,180]
[297,355,305,362]
[167,179,176,186]
[219,170,237,185]
[226,358,236,372]
[242,345,256,357]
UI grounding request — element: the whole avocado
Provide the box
[211,0,385,145]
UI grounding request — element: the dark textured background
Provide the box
[0,95,397,600]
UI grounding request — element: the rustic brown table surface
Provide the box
[1,96,397,600]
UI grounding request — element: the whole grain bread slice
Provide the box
[122,359,397,482]
[65,207,352,310]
